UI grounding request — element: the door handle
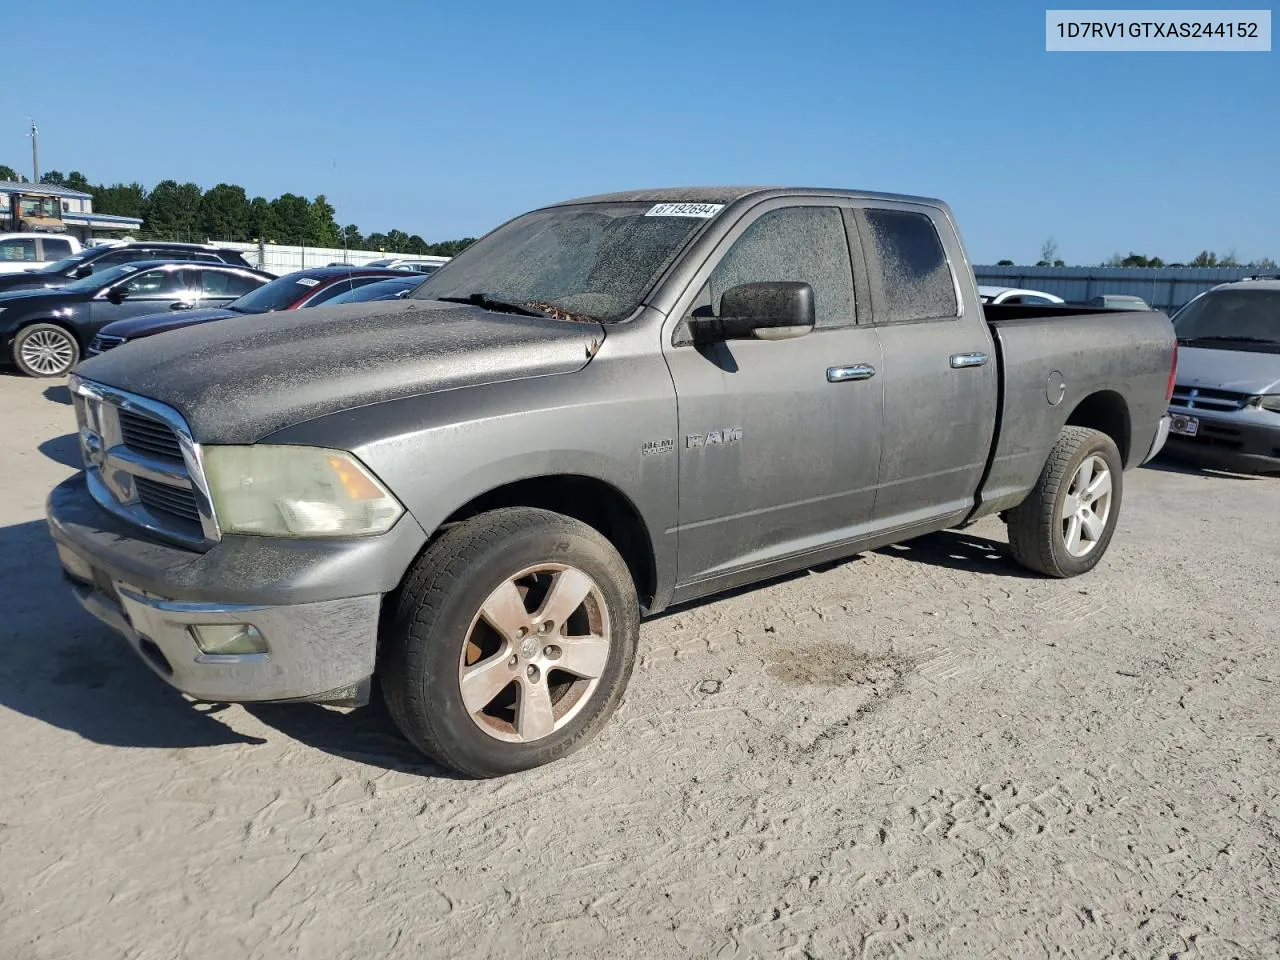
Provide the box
[950,352,988,369]
[169,301,194,311]
[827,364,876,383]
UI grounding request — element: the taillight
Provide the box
[1166,342,1178,403]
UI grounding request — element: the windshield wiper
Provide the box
[436,293,548,318]
[1179,335,1279,345]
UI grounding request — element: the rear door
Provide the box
[853,203,997,529]
[197,268,264,308]
[662,200,884,588]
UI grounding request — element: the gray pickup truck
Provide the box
[47,187,1177,777]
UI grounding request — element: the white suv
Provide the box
[0,233,82,274]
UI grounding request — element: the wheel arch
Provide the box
[1064,390,1131,465]
[435,474,658,613]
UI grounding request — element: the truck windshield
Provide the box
[409,202,716,322]
[1174,290,1280,346]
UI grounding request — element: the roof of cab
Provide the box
[549,186,949,208]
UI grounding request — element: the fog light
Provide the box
[189,624,268,656]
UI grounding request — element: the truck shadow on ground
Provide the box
[244,696,466,780]
[43,384,72,406]
[1143,456,1271,481]
[39,433,82,468]
[875,530,1030,577]
[0,517,267,749]
[0,517,462,774]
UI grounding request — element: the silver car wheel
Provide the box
[458,563,612,743]
[1061,454,1113,557]
[19,328,77,376]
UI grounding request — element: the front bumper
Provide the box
[1162,410,1280,472]
[46,472,429,702]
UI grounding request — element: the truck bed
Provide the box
[973,304,1176,519]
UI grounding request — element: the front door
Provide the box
[853,204,998,529]
[662,201,884,589]
[89,267,199,333]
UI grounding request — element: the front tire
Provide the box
[381,507,639,778]
[1005,426,1123,578]
[13,323,80,378]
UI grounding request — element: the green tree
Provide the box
[145,180,202,240]
[1190,250,1219,267]
[1249,256,1278,271]
[270,193,313,244]
[247,196,278,241]
[40,170,66,186]
[996,259,1014,266]
[425,237,475,257]
[0,163,21,182]
[308,195,340,247]
[92,182,149,219]
[384,229,411,252]
[65,171,91,193]
[365,231,389,251]
[341,224,364,249]
[198,183,248,241]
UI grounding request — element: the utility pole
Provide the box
[28,119,39,184]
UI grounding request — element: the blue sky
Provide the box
[5,0,1276,264]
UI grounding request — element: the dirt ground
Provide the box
[0,371,1276,960]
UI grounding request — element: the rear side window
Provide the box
[704,206,856,328]
[861,209,958,323]
[40,238,74,260]
[202,270,263,297]
[0,238,37,262]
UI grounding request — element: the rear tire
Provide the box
[381,507,639,778]
[1005,426,1123,578]
[13,323,80,378]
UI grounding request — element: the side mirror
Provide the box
[690,281,815,343]
[106,287,127,304]
[74,264,94,278]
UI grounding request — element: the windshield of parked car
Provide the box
[226,272,336,313]
[410,201,717,322]
[324,277,421,304]
[59,263,143,293]
[34,251,94,274]
[1173,290,1280,346]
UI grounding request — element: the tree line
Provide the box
[993,237,1278,271]
[0,164,474,256]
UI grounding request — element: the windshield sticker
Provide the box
[645,203,725,219]
[295,277,320,287]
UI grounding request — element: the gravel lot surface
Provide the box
[0,371,1277,960]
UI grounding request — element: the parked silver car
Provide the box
[1166,278,1280,472]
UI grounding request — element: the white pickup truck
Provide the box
[0,233,82,274]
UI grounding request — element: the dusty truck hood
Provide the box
[1176,345,1280,395]
[74,299,605,443]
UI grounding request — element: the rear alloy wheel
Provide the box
[1005,426,1124,578]
[382,507,639,778]
[13,323,80,378]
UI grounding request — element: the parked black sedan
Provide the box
[86,267,415,357]
[1,261,271,377]
[0,241,256,296]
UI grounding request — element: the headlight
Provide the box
[203,445,404,538]
[1256,394,1280,413]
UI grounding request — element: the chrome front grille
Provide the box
[69,376,220,549]
[119,410,184,461]
[134,476,202,522]
[89,334,125,354]
[1169,385,1249,412]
